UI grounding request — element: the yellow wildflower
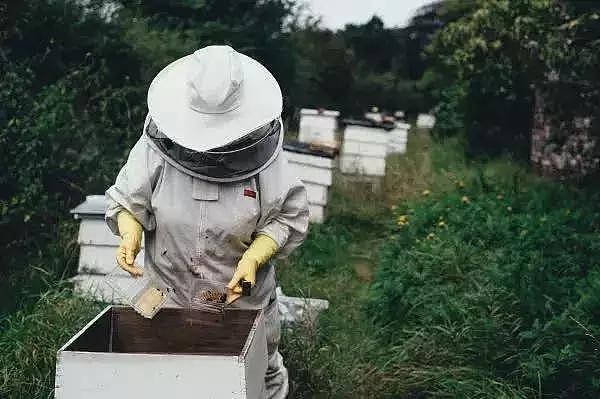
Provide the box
[426,232,435,240]
[457,180,465,188]
[422,189,431,196]
[397,214,409,227]
[461,195,470,204]
[437,220,447,228]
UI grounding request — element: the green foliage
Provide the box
[370,172,600,397]
[431,82,467,138]
[0,287,103,399]
[427,0,600,156]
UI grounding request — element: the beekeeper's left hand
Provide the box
[227,234,278,301]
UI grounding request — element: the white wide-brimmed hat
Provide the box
[147,45,282,152]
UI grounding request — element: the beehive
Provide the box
[55,306,267,399]
[387,122,410,154]
[284,142,336,223]
[70,196,142,302]
[340,120,389,177]
[417,113,436,129]
[298,108,339,145]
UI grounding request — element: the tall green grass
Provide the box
[0,287,103,398]
[280,131,600,398]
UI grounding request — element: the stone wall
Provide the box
[531,88,599,179]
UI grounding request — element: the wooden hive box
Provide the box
[387,122,410,155]
[70,196,145,302]
[340,120,389,177]
[284,141,336,223]
[298,108,339,145]
[55,306,267,399]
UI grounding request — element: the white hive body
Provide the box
[340,121,389,177]
[70,195,142,303]
[417,113,436,129]
[387,122,410,154]
[364,111,383,123]
[283,142,336,223]
[298,108,339,145]
[55,306,268,399]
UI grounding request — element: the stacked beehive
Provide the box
[69,195,143,301]
[298,108,339,145]
[417,113,436,129]
[283,142,335,223]
[340,119,389,177]
[387,121,410,154]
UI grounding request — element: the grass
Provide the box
[277,130,468,398]
[0,286,103,398]
[279,130,600,398]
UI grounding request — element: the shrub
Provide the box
[427,0,600,158]
[370,174,600,397]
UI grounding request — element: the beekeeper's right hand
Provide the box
[116,210,144,277]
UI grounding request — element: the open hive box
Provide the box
[55,305,267,399]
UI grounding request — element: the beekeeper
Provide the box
[105,45,309,399]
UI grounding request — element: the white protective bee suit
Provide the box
[105,45,309,399]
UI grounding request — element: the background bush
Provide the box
[369,172,600,397]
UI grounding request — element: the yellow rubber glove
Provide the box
[226,234,278,303]
[116,210,144,277]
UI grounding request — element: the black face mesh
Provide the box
[146,118,281,179]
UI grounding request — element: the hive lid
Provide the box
[300,108,340,117]
[342,118,395,131]
[70,195,108,218]
[283,140,337,159]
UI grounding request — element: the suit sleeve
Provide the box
[105,135,164,235]
[256,152,310,258]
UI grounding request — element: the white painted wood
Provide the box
[287,162,333,187]
[344,125,389,145]
[395,122,411,130]
[308,204,325,223]
[56,352,245,398]
[70,195,107,218]
[340,155,386,176]
[78,245,144,274]
[343,140,388,158]
[341,124,388,176]
[364,112,383,123]
[284,149,334,223]
[78,219,117,246]
[55,307,267,399]
[298,108,338,144]
[78,219,145,247]
[417,114,436,129]
[300,108,340,117]
[387,126,409,154]
[304,182,328,206]
[242,311,268,399]
[284,150,335,169]
[387,142,407,154]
